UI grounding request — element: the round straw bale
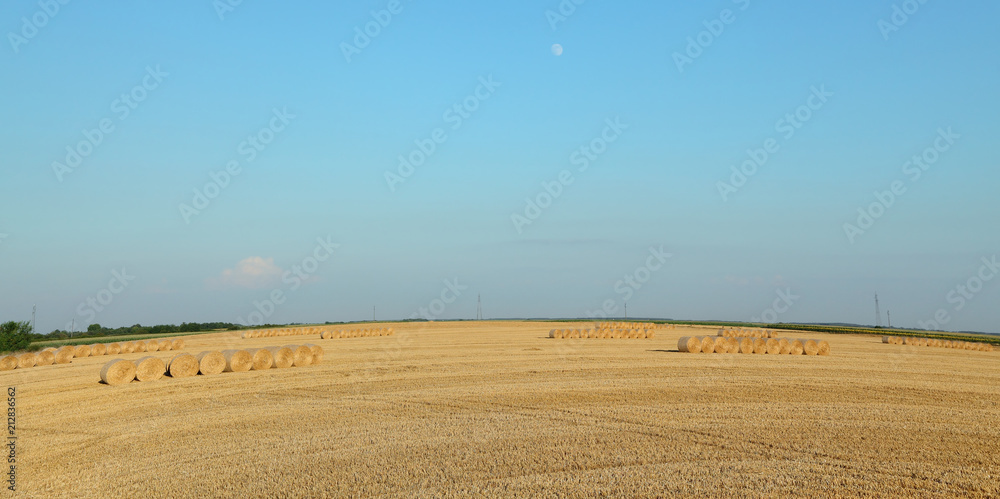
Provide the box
[738,337,754,354]
[789,339,804,355]
[132,341,147,353]
[304,344,323,364]
[817,340,831,356]
[100,359,136,385]
[713,337,728,354]
[320,330,331,339]
[91,343,107,356]
[778,338,791,355]
[171,338,185,350]
[196,351,226,375]
[124,342,139,354]
[752,338,767,354]
[265,346,294,368]
[765,338,781,355]
[241,332,251,339]
[549,329,557,338]
[221,350,252,372]
[803,339,819,356]
[636,330,647,339]
[0,356,17,371]
[143,341,156,352]
[678,336,701,353]
[646,330,655,339]
[882,336,891,344]
[166,354,199,378]
[73,344,92,357]
[717,328,725,337]
[387,328,394,336]
[55,346,75,364]
[158,340,172,351]
[134,356,166,382]
[725,337,739,353]
[287,345,313,367]
[699,336,715,353]
[16,353,36,369]
[246,349,274,370]
[35,349,55,366]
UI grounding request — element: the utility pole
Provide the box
[31,305,36,334]
[373,306,376,322]
[874,293,882,328]
[887,310,891,328]
[476,294,482,320]
[624,301,627,320]
[71,319,75,338]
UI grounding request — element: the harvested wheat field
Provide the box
[5,321,999,497]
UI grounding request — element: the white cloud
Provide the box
[209,257,283,289]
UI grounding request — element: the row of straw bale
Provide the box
[320,328,394,339]
[882,336,994,351]
[718,328,779,338]
[242,325,392,339]
[594,322,674,330]
[100,344,323,385]
[0,337,185,371]
[550,328,655,339]
[679,336,830,355]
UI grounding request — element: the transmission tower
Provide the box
[31,305,36,334]
[887,310,892,328]
[874,293,882,328]
[476,294,482,320]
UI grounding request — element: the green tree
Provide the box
[0,321,32,353]
[87,323,102,333]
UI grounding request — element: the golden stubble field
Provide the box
[5,321,999,498]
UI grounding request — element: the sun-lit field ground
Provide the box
[7,321,1000,497]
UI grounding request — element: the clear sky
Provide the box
[2,1,998,334]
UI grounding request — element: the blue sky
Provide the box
[2,1,999,334]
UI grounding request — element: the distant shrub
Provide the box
[0,321,32,353]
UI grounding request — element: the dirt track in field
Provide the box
[6,321,999,498]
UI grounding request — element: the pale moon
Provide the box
[551,44,563,56]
